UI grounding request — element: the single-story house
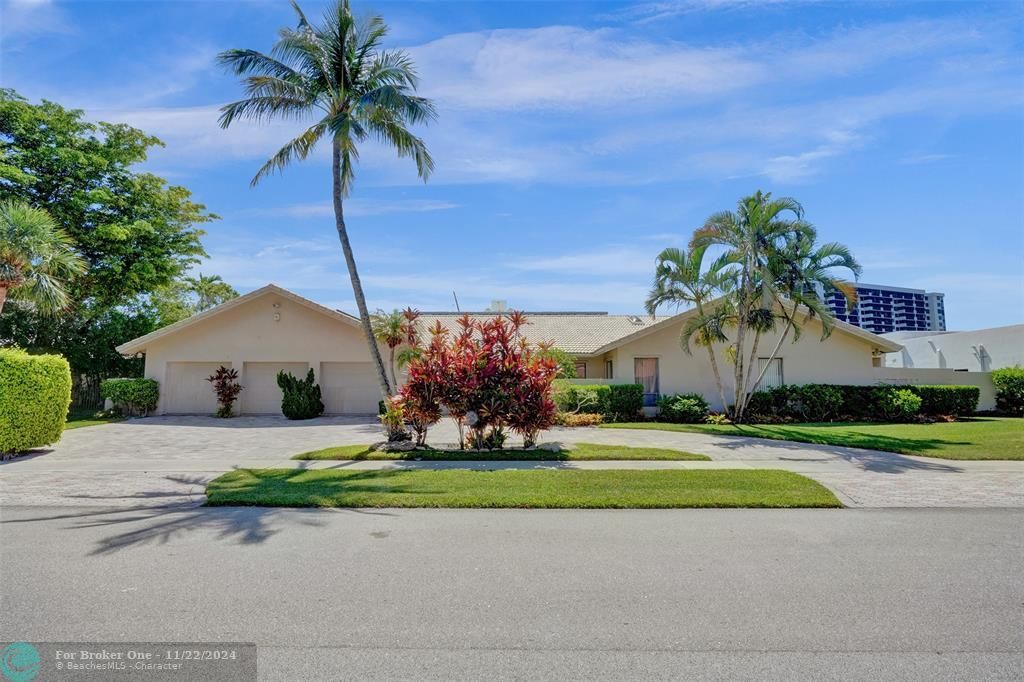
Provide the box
[117,283,995,415]
[883,324,1024,372]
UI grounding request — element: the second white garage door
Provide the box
[321,362,379,414]
[241,362,309,415]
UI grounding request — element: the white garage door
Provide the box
[163,362,228,415]
[321,362,379,415]
[241,362,309,415]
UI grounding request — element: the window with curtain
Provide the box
[634,358,659,406]
[575,361,587,379]
[756,357,784,390]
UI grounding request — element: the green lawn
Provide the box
[65,409,124,430]
[206,468,840,509]
[293,442,710,461]
[601,417,1024,460]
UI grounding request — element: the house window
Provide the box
[634,357,659,407]
[575,361,587,379]
[605,360,613,379]
[756,357,783,390]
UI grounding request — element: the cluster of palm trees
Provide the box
[646,191,862,422]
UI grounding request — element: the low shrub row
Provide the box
[99,378,160,416]
[744,383,979,422]
[0,348,72,455]
[552,381,644,421]
[656,393,710,423]
[992,367,1024,416]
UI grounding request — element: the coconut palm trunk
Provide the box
[0,286,7,315]
[333,141,392,399]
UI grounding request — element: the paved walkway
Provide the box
[1,416,1021,508]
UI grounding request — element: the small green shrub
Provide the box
[608,384,644,421]
[380,398,410,442]
[276,369,324,420]
[554,412,604,427]
[100,377,159,416]
[0,348,72,455]
[991,367,1024,416]
[656,393,709,423]
[912,385,979,417]
[880,388,922,422]
[552,381,611,415]
[788,384,844,421]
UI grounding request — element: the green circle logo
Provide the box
[0,643,39,682]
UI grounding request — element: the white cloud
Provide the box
[248,199,460,218]
[0,0,72,39]
[509,246,657,276]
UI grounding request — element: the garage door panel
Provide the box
[163,362,228,415]
[242,362,309,415]
[321,362,378,415]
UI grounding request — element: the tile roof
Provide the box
[418,312,656,355]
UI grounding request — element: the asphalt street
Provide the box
[1,506,1021,680]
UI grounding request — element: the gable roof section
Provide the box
[419,312,656,355]
[587,301,903,356]
[115,283,362,355]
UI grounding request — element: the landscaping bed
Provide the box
[601,417,1024,460]
[206,468,841,508]
[293,442,710,461]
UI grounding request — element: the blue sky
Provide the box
[3,0,1023,329]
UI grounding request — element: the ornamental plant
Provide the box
[100,377,159,416]
[276,369,324,420]
[398,311,559,449]
[206,366,242,418]
[0,348,71,456]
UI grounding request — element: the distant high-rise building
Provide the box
[822,283,946,334]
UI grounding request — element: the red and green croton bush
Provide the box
[394,310,559,449]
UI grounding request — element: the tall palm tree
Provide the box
[218,0,437,400]
[691,191,815,419]
[185,273,238,311]
[370,308,404,389]
[0,200,85,316]
[645,245,732,413]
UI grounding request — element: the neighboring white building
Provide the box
[883,325,1024,371]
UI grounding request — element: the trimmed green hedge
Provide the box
[0,348,72,454]
[100,378,159,416]
[991,367,1024,416]
[745,383,980,421]
[656,393,710,423]
[277,369,324,420]
[552,381,644,421]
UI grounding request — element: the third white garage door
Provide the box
[241,362,309,415]
[321,362,379,414]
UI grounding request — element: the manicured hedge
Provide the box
[745,383,980,422]
[0,348,72,454]
[100,378,159,416]
[991,367,1024,416]
[277,369,324,420]
[609,384,644,420]
[552,381,644,421]
[552,381,611,415]
[913,385,980,417]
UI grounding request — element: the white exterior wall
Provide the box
[884,325,1024,371]
[141,292,385,415]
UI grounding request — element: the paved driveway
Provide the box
[1,416,1021,508]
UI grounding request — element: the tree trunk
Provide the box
[0,286,6,316]
[332,140,393,400]
[388,346,398,391]
[695,301,729,414]
[745,316,795,403]
[736,329,762,421]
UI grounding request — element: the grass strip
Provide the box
[293,442,710,461]
[206,468,841,509]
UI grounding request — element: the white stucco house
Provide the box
[117,283,996,415]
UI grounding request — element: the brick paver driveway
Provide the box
[1,416,1021,508]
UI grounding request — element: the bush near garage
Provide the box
[100,377,159,416]
[991,367,1024,416]
[0,348,72,455]
[277,369,324,420]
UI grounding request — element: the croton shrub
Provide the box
[396,311,559,448]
